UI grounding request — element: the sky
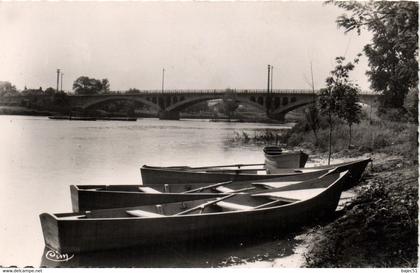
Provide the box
[0,1,373,92]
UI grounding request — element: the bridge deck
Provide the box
[68,89,376,96]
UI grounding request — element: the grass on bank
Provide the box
[230,112,418,267]
[286,115,418,267]
[230,112,417,164]
[230,129,288,145]
[285,118,418,161]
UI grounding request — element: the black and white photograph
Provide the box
[0,0,418,269]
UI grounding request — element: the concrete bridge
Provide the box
[0,89,379,121]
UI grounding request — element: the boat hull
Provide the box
[140,166,320,185]
[40,173,346,253]
[328,158,371,190]
[140,158,371,187]
[264,151,309,171]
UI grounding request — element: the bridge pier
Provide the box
[158,110,180,120]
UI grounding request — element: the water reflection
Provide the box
[0,116,293,266]
[40,233,303,268]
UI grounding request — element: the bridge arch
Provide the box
[80,96,160,111]
[268,93,380,117]
[59,91,380,121]
[165,94,266,113]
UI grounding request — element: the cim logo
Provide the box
[45,249,74,262]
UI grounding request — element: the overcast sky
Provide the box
[0,2,372,92]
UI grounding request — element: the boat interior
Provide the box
[75,169,340,194]
[56,193,296,220]
[263,146,284,154]
[76,181,266,194]
[141,158,369,176]
[63,172,346,220]
[142,163,309,175]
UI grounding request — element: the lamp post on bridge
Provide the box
[310,62,316,103]
[56,69,61,93]
[271,65,274,93]
[161,68,165,94]
[60,73,64,92]
[266,64,271,116]
[161,68,166,111]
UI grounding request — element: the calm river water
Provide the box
[0,115,308,267]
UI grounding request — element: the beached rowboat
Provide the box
[263,146,309,171]
[40,171,349,253]
[140,158,371,187]
[71,168,338,212]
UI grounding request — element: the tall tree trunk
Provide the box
[312,128,319,145]
[348,124,352,148]
[328,115,332,166]
[328,125,332,165]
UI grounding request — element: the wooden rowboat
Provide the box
[140,158,371,186]
[40,171,349,253]
[71,168,337,212]
[71,159,370,212]
[263,146,309,171]
[140,163,320,185]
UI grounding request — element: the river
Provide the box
[0,115,314,267]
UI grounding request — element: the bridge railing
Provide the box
[72,89,321,96]
[0,89,377,98]
[73,89,376,95]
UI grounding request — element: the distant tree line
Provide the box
[0,81,19,97]
[73,76,110,95]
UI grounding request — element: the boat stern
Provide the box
[39,213,61,252]
[299,151,309,168]
[70,185,80,212]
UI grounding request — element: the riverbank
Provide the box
[303,152,418,267]
[294,121,418,267]
[229,114,418,267]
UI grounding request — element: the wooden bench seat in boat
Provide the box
[138,187,162,193]
[58,215,87,220]
[215,186,255,194]
[126,209,163,218]
[84,188,103,191]
[215,186,235,193]
[216,201,254,211]
[252,181,302,189]
[252,188,326,202]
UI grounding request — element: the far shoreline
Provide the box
[0,106,297,124]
